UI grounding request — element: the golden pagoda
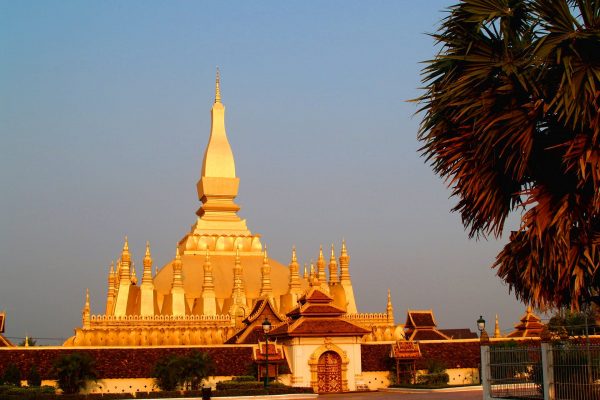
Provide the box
[64,72,397,346]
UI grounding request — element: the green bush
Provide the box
[1,364,21,387]
[26,365,41,387]
[233,375,256,381]
[53,352,97,394]
[0,384,55,400]
[152,351,214,391]
[416,372,450,385]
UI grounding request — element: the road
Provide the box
[320,389,483,400]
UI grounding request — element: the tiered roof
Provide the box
[225,297,286,344]
[269,288,369,338]
[507,306,544,338]
[404,310,450,341]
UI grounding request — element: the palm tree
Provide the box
[182,351,214,390]
[53,353,97,394]
[417,0,600,309]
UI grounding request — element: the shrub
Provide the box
[53,352,97,394]
[152,355,184,391]
[152,352,214,391]
[181,351,214,390]
[1,364,21,387]
[26,365,41,387]
[416,372,449,386]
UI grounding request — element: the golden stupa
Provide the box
[65,72,399,346]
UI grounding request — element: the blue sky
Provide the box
[0,1,528,343]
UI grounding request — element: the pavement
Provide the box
[320,388,483,400]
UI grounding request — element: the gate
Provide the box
[488,344,543,399]
[317,351,342,393]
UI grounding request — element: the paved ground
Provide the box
[320,389,483,400]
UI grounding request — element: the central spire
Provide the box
[201,68,236,179]
[194,70,245,226]
[180,71,260,254]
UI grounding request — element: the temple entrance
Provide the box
[317,351,342,393]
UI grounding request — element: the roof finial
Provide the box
[215,67,221,104]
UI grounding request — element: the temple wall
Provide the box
[0,345,254,380]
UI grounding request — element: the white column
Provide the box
[480,345,492,400]
[541,342,555,400]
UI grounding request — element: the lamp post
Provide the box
[262,317,272,389]
[477,315,486,336]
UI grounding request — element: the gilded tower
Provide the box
[64,72,396,346]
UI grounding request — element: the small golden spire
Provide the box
[144,241,152,265]
[154,266,158,277]
[130,262,137,285]
[82,288,91,329]
[172,246,184,289]
[121,236,131,264]
[109,261,115,276]
[494,314,502,338]
[329,243,339,283]
[303,263,308,278]
[142,242,153,285]
[215,67,221,103]
[385,288,394,325]
[263,245,268,262]
[292,245,297,263]
[24,335,29,348]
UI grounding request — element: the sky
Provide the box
[1,1,531,344]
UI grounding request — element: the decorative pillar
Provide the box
[171,247,186,316]
[140,242,155,316]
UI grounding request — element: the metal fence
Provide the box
[488,345,543,399]
[482,341,600,400]
[552,343,600,400]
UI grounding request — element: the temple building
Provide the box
[65,73,400,347]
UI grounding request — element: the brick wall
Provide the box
[0,346,254,379]
[361,341,482,371]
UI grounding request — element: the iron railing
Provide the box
[489,345,543,399]
[552,343,600,400]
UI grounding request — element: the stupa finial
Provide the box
[215,67,221,103]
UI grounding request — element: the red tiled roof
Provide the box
[270,318,369,337]
[507,308,544,338]
[409,329,450,341]
[298,288,333,304]
[390,341,422,359]
[439,329,478,339]
[406,311,436,328]
[287,303,346,318]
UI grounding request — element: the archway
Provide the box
[308,342,350,392]
[317,351,342,393]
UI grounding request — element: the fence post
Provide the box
[541,342,554,400]
[480,344,492,400]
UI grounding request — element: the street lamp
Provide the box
[477,315,486,335]
[262,317,272,389]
